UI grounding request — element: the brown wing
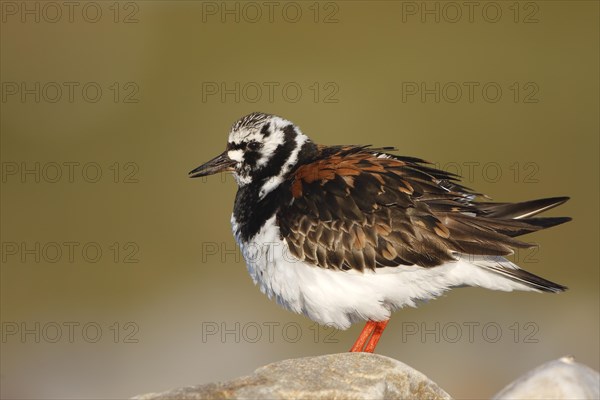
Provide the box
[276,146,557,271]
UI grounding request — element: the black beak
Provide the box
[188,151,236,178]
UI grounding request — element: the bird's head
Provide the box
[189,112,314,194]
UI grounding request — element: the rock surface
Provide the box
[134,354,600,400]
[133,353,451,400]
[493,356,600,399]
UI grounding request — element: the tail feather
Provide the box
[465,255,567,293]
[465,197,571,238]
[516,216,572,231]
[487,264,568,293]
[491,216,572,238]
[449,198,570,292]
[476,197,570,219]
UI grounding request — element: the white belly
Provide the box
[232,215,536,330]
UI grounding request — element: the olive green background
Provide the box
[1,1,598,399]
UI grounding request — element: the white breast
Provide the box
[231,215,537,330]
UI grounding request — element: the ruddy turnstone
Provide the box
[189,112,570,353]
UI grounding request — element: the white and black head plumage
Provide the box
[189,112,318,241]
[224,112,312,191]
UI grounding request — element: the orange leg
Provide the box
[349,320,376,352]
[364,320,390,353]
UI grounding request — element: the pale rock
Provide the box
[133,353,451,400]
[493,356,600,400]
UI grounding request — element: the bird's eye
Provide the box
[247,141,261,151]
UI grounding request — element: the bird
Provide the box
[189,112,571,353]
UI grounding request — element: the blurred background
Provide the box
[1,1,598,398]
